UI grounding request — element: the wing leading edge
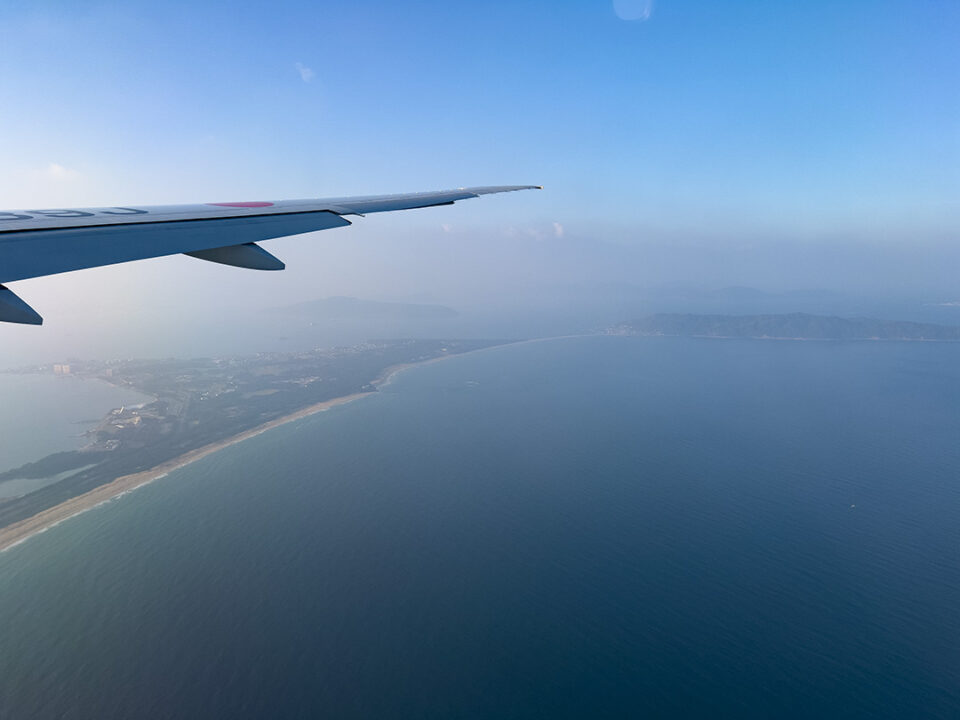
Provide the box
[0,185,540,325]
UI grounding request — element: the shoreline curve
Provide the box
[0,350,459,554]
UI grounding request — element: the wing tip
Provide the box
[467,184,543,196]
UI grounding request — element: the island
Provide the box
[607,313,960,341]
[0,338,510,549]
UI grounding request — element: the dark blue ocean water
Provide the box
[0,337,958,719]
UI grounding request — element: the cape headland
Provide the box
[607,313,960,341]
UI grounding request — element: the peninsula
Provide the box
[607,313,960,341]
[0,339,509,549]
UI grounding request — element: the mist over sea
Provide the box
[8,287,960,369]
[1,337,958,718]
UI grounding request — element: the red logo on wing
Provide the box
[207,202,275,208]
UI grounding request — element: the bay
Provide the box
[0,374,152,476]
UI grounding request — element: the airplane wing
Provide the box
[0,185,540,324]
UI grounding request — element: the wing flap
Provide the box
[0,285,43,325]
[185,243,285,271]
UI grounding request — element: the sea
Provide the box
[0,336,958,719]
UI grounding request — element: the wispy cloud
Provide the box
[33,162,82,182]
[553,222,565,238]
[295,62,315,83]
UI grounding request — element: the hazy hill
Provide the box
[610,313,960,341]
[271,296,458,321]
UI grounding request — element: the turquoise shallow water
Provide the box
[0,337,958,718]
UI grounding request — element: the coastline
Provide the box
[0,390,373,554]
[0,340,536,554]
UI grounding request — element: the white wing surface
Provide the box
[0,185,539,324]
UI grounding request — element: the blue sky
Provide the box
[2,1,956,232]
[0,1,958,352]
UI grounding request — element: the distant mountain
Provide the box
[271,296,458,321]
[608,313,960,341]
